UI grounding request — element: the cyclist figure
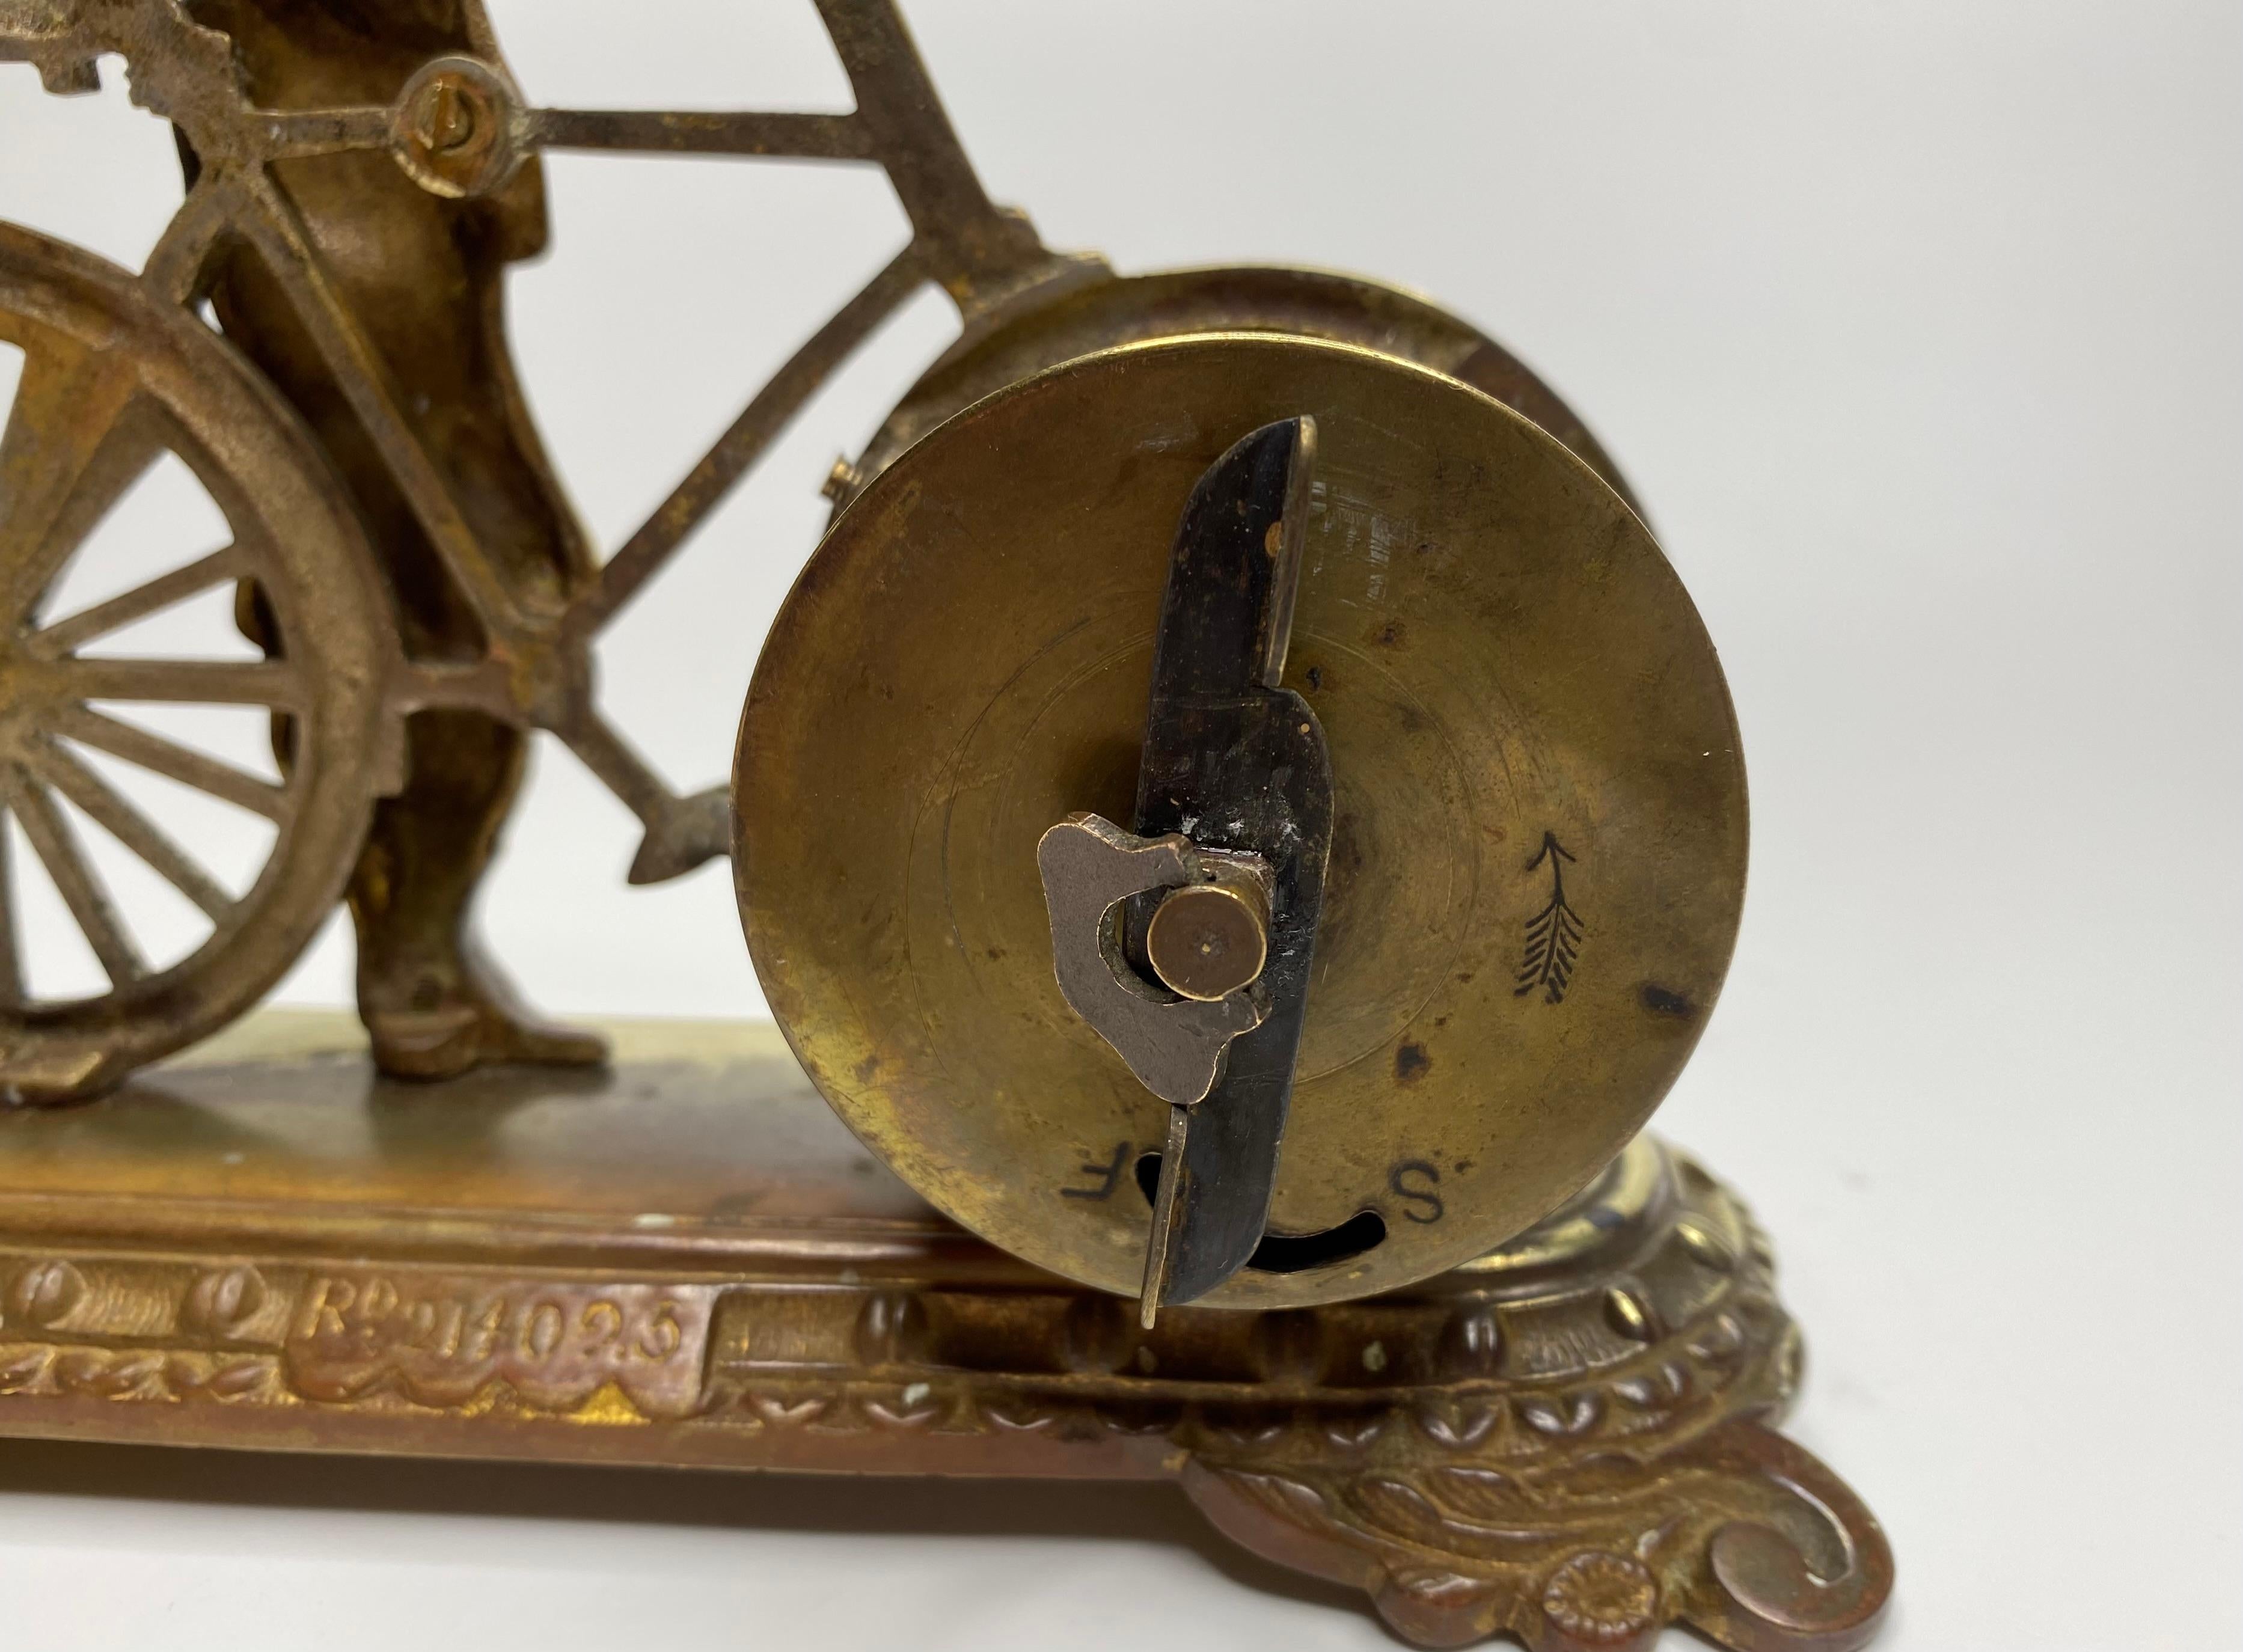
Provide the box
[179,0,604,1079]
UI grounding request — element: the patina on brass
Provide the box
[0,222,394,1100]
[1036,815,1267,1109]
[387,54,527,201]
[1036,412,1339,1326]
[174,0,608,1086]
[0,0,1098,1101]
[837,265,1648,521]
[1121,413,1334,1323]
[1,0,1649,1105]
[0,1011,1891,1652]
[735,334,1748,1310]
[1146,875,1268,1002]
[0,8,1891,1647]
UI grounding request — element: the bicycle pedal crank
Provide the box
[629,787,732,886]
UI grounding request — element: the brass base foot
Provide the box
[1187,1415,1887,1650]
[0,1013,1889,1650]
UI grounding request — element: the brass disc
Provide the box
[736,334,1745,1308]
[843,265,1644,520]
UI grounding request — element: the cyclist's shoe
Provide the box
[363,955,608,1082]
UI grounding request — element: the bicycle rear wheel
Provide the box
[0,223,396,1102]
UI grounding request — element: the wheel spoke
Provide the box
[0,338,153,625]
[54,704,289,822]
[23,737,233,920]
[1,764,146,988]
[28,543,250,659]
[63,657,305,710]
[0,800,20,1005]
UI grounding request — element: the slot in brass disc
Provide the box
[735,334,1745,1308]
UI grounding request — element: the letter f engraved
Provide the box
[1062,1141,1131,1201]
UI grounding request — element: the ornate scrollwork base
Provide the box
[0,1014,1889,1650]
[1187,1414,1888,1650]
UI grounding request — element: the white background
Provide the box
[2,2,2238,1648]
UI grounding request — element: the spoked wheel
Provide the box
[0,224,395,1103]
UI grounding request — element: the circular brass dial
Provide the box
[736,334,1746,1308]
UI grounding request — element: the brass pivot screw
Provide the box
[410,79,478,153]
[1146,875,1269,1001]
[389,56,522,200]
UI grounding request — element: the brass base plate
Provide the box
[0,1014,1888,1651]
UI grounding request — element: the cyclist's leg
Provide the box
[186,0,604,1077]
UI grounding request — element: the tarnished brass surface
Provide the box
[1121,413,1333,1318]
[837,265,1645,519]
[1036,816,1266,1109]
[0,1012,1888,1652]
[387,54,528,201]
[1147,876,1268,1002]
[0,221,393,1101]
[736,334,1747,1309]
[0,4,1674,1106]
[0,0,1097,1100]
[180,0,611,1085]
[0,13,1888,1645]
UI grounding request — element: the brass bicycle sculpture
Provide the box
[0,12,1899,1650]
[0,0,1628,1103]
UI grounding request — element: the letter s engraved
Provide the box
[1388,1159,1445,1225]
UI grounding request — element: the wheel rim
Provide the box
[846,266,1645,519]
[0,224,392,1098]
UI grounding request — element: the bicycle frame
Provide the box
[4,0,1102,883]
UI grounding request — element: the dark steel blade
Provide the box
[1133,416,1333,1320]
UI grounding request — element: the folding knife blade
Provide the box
[1134,415,1332,1324]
